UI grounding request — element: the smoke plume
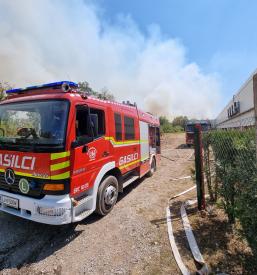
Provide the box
[0,0,221,118]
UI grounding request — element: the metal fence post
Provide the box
[253,73,257,162]
[194,124,206,210]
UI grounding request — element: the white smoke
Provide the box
[0,0,221,118]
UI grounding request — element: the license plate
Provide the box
[0,195,19,209]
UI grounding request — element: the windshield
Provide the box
[0,100,69,149]
[201,124,210,131]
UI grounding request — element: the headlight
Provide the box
[37,206,67,216]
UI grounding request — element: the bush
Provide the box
[159,116,184,133]
[203,128,257,249]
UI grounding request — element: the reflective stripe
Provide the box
[119,159,140,170]
[105,137,140,147]
[141,155,149,162]
[51,151,70,160]
[15,171,50,180]
[16,170,70,180]
[51,171,70,180]
[105,136,139,144]
[50,161,70,171]
[0,169,69,180]
[105,136,148,145]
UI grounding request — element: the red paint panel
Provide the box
[0,150,50,177]
[140,161,150,177]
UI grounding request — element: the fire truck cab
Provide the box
[0,81,160,225]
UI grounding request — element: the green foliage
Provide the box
[0,81,12,101]
[159,115,185,133]
[202,132,218,202]
[159,116,169,126]
[172,115,188,129]
[78,81,115,100]
[78,81,94,95]
[162,124,183,133]
[203,128,257,250]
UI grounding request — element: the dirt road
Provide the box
[0,133,195,275]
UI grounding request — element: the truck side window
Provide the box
[76,106,92,143]
[124,116,135,140]
[114,113,122,141]
[156,127,160,146]
[149,126,156,147]
[89,108,105,138]
[75,106,105,143]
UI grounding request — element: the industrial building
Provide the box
[215,69,257,128]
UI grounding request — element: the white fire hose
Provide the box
[166,186,209,275]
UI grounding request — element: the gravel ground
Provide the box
[0,133,195,275]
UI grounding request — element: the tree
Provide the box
[159,116,170,126]
[172,116,188,129]
[0,81,12,101]
[78,81,97,96]
[98,87,115,101]
[78,81,115,101]
[159,115,186,133]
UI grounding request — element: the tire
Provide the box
[95,175,119,216]
[146,157,156,177]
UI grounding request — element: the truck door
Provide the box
[70,104,110,197]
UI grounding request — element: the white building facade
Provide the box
[215,70,257,128]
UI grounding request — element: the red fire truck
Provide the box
[185,120,211,146]
[0,81,160,225]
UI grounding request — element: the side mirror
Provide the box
[71,136,93,149]
[71,140,79,149]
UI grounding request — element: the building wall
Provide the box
[216,71,256,128]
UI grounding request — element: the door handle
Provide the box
[102,151,110,157]
[82,145,88,153]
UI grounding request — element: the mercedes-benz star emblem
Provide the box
[4,169,15,185]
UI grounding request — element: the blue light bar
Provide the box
[6,81,78,94]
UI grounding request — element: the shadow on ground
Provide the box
[188,207,257,275]
[0,177,145,271]
[176,144,192,149]
[163,199,257,275]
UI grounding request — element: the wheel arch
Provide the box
[105,167,123,192]
[89,162,122,212]
[150,154,156,167]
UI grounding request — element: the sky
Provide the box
[98,0,257,101]
[1,0,257,119]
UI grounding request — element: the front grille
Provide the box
[0,173,44,198]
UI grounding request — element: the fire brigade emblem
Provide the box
[88,147,97,161]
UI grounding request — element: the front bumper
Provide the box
[0,190,72,225]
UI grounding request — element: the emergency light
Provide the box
[5,81,78,94]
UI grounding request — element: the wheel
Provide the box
[146,157,156,177]
[95,175,119,216]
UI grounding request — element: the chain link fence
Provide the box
[202,116,257,250]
